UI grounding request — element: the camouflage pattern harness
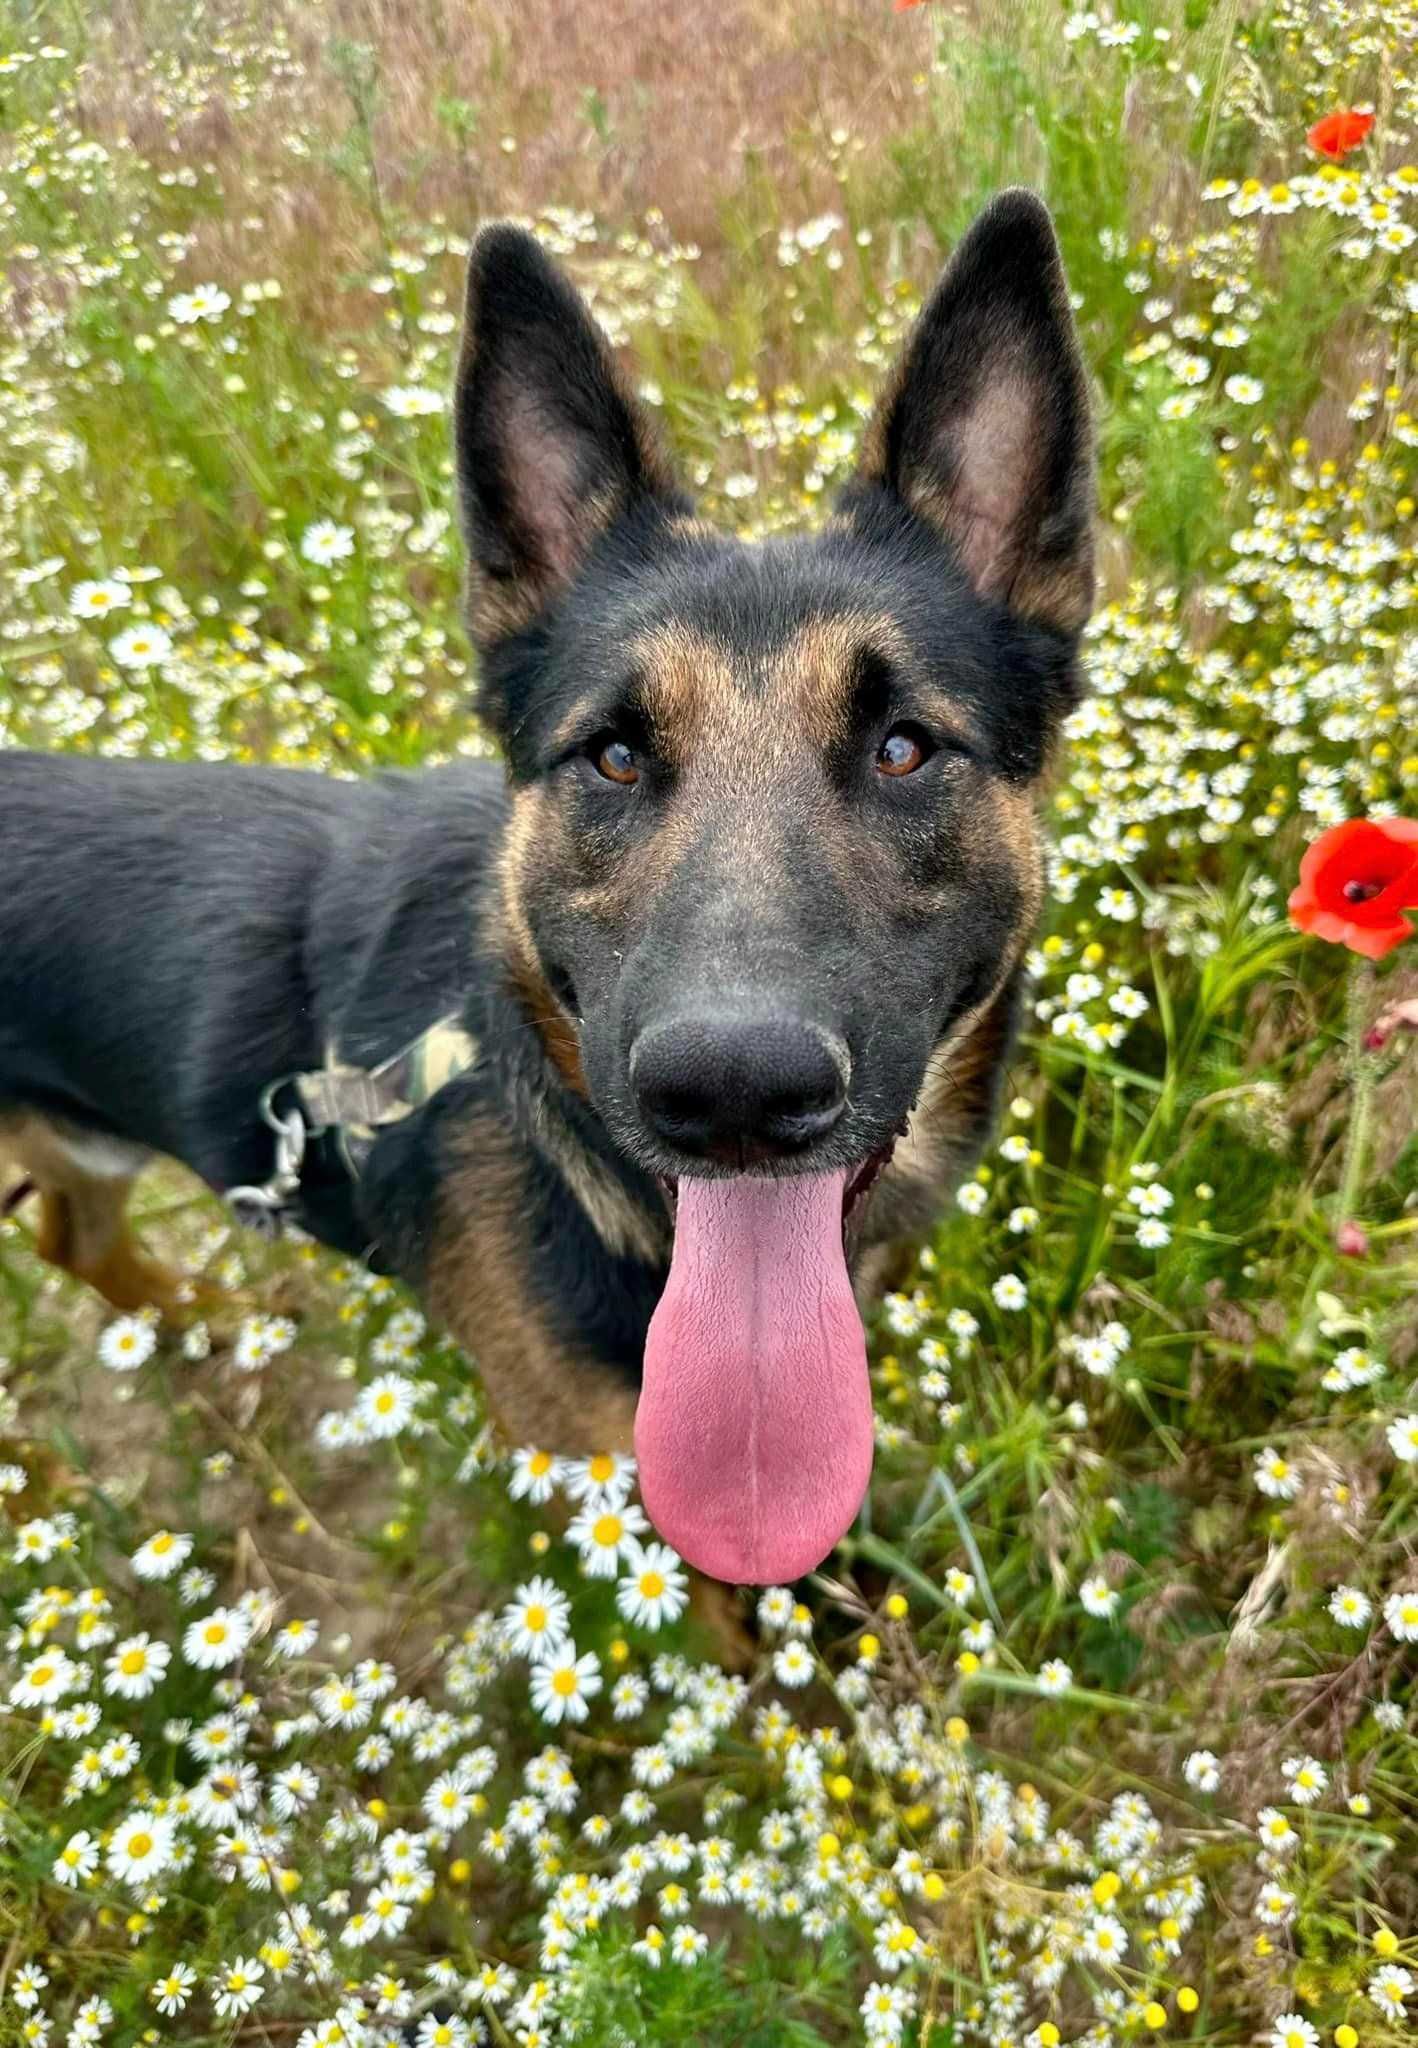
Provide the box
[224,1015,478,1238]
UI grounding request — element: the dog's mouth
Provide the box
[636,1140,894,1587]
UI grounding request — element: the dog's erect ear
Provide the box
[455,224,685,650]
[853,189,1095,637]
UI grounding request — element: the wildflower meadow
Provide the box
[1,0,1417,2043]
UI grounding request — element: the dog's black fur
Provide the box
[0,189,1094,1469]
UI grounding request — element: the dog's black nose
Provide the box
[631,1010,848,1161]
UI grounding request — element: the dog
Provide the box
[0,189,1094,1589]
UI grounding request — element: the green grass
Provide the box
[0,0,1416,2043]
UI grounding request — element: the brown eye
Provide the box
[596,738,640,785]
[877,726,928,777]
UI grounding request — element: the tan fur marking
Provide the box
[627,622,739,765]
[425,1113,640,1456]
[493,790,588,1097]
[2,1114,196,1317]
[863,955,1031,1251]
[766,614,886,751]
[665,515,719,544]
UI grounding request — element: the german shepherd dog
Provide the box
[0,191,1094,1589]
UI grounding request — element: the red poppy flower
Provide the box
[1288,816,1418,959]
[894,0,930,10]
[1306,109,1375,159]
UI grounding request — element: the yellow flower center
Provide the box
[128,1832,153,1858]
[552,1668,578,1697]
[640,1571,665,1600]
[119,1649,146,1675]
[593,1514,621,1546]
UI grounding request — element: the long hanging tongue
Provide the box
[635,1170,873,1585]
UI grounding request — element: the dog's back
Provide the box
[0,751,505,1186]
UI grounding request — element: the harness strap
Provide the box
[224,1013,479,1238]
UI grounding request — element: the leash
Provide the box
[224,1014,478,1239]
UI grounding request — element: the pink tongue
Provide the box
[635,1170,873,1585]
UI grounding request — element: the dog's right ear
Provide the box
[454,225,686,662]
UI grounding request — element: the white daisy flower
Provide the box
[562,1450,637,1510]
[69,576,130,617]
[1368,1966,1415,2015]
[1271,2014,1319,2048]
[1254,1447,1301,1499]
[103,1632,171,1701]
[98,1314,158,1372]
[357,1372,419,1438]
[9,1650,79,1708]
[108,623,172,669]
[1280,1755,1327,1805]
[182,1605,252,1670]
[150,1963,197,2015]
[1080,1573,1119,1618]
[1385,1413,1418,1463]
[168,282,231,323]
[1183,1749,1221,1793]
[53,1829,100,1887]
[616,1541,689,1629]
[1256,1806,1298,1853]
[383,384,445,417]
[772,1639,815,1688]
[271,1615,320,1658]
[211,1956,265,2018]
[502,1576,572,1663]
[13,1517,62,1564]
[529,1644,602,1725]
[131,1528,194,1580]
[1329,1585,1371,1628]
[300,518,355,566]
[1383,1589,1418,1642]
[508,1447,564,1503]
[107,1810,177,1885]
[1082,1913,1128,1962]
[232,1312,296,1373]
[566,1499,649,1577]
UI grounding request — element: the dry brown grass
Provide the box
[78,0,935,350]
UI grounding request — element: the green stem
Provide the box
[1334,962,1377,1236]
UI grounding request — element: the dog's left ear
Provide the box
[852,189,1095,637]
[454,224,686,655]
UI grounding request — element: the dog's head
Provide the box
[454,192,1095,1584]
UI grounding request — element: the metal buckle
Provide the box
[224,1081,310,1239]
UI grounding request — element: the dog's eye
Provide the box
[877,725,933,777]
[594,738,640,785]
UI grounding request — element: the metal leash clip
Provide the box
[223,1081,313,1240]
